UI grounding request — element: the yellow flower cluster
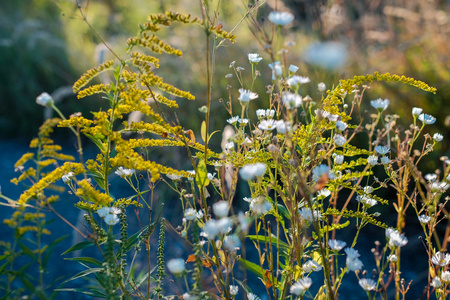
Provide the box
[155,94,178,108]
[18,226,51,235]
[37,159,56,168]
[14,153,34,168]
[38,118,62,137]
[124,121,175,136]
[24,212,45,221]
[13,167,36,185]
[158,82,195,100]
[77,84,111,100]
[131,51,160,69]
[18,162,84,205]
[115,198,143,208]
[58,116,94,129]
[73,60,114,93]
[75,201,102,212]
[127,33,182,56]
[75,179,113,206]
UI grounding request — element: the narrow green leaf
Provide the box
[62,241,94,255]
[195,160,210,188]
[83,133,105,152]
[43,235,68,268]
[240,258,263,278]
[201,120,207,143]
[61,268,103,285]
[64,257,103,267]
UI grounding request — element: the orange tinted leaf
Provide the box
[202,259,214,268]
[186,254,197,263]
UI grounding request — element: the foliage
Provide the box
[1,1,450,300]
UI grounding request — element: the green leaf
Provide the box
[61,268,103,285]
[83,133,105,152]
[247,234,290,254]
[18,242,37,261]
[43,235,68,268]
[195,160,210,188]
[62,241,94,255]
[87,170,106,191]
[54,288,107,298]
[119,224,149,255]
[201,120,207,143]
[64,257,103,267]
[240,258,263,278]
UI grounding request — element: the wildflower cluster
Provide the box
[1,3,448,300]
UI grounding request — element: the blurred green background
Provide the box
[0,0,449,155]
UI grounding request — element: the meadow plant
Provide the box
[1,2,449,300]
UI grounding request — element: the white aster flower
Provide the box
[290,277,312,295]
[388,254,398,262]
[370,98,390,111]
[185,208,202,221]
[240,163,267,181]
[318,82,326,92]
[115,166,134,177]
[312,164,333,181]
[258,119,277,131]
[229,285,239,296]
[368,155,378,166]
[223,235,241,252]
[238,89,258,102]
[282,92,302,110]
[335,121,348,131]
[302,260,322,273]
[431,251,450,266]
[418,113,436,125]
[213,201,229,218]
[289,64,299,73]
[167,174,182,181]
[333,154,344,165]
[62,172,74,183]
[425,173,438,182]
[238,118,249,124]
[412,107,423,116]
[317,188,331,198]
[418,215,431,224]
[275,120,291,134]
[433,133,443,142]
[256,109,266,119]
[286,75,310,89]
[248,53,263,64]
[227,116,239,124]
[36,92,54,106]
[97,207,111,218]
[329,239,347,251]
[247,293,258,300]
[380,156,390,164]
[268,61,283,79]
[344,247,361,259]
[346,256,363,272]
[431,276,442,288]
[441,271,450,283]
[249,197,272,215]
[299,208,322,222]
[356,195,377,208]
[202,219,219,239]
[268,11,294,26]
[386,228,408,247]
[375,145,390,155]
[104,214,120,225]
[334,134,347,146]
[217,217,232,234]
[167,258,185,275]
[182,293,191,300]
[358,278,376,291]
[225,141,234,151]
